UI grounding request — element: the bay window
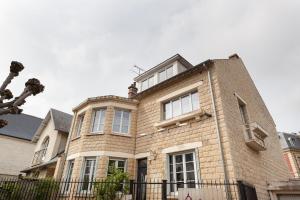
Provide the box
[75,114,84,137]
[107,159,126,175]
[112,109,131,134]
[91,109,106,133]
[169,152,197,192]
[163,91,200,120]
[81,157,96,192]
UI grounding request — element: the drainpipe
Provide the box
[207,68,228,181]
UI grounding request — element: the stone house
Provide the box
[21,108,72,179]
[62,54,290,199]
[278,132,300,178]
[0,113,42,178]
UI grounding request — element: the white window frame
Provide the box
[107,158,127,176]
[168,151,198,194]
[141,75,154,91]
[90,108,106,134]
[163,91,200,120]
[158,65,173,83]
[41,136,49,161]
[112,109,131,134]
[63,159,74,193]
[75,114,84,137]
[80,157,97,193]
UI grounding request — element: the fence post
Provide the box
[162,180,167,200]
[129,179,134,195]
[237,180,246,200]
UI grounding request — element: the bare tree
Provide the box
[0,61,44,128]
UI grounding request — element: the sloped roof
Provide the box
[50,108,73,133]
[278,132,300,150]
[0,114,42,141]
[32,108,73,142]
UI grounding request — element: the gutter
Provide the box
[207,67,228,181]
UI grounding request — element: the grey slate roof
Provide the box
[0,114,42,141]
[278,132,300,150]
[50,108,72,133]
[32,108,73,142]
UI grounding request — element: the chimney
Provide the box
[128,82,138,98]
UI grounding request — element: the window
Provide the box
[288,137,296,146]
[141,76,154,91]
[41,137,49,161]
[169,152,197,192]
[64,160,74,192]
[107,159,126,175]
[81,157,96,192]
[159,65,173,83]
[75,114,84,137]
[238,98,249,125]
[91,109,106,133]
[163,91,200,120]
[112,109,131,134]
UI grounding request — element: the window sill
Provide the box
[71,136,81,141]
[154,108,211,129]
[111,132,132,138]
[86,132,104,136]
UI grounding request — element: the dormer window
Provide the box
[141,76,154,91]
[159,66,173,83]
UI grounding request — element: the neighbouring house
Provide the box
[0,113,42,178]
[61,54,291,199]
[278,132,300,178]
[21,108,72,179]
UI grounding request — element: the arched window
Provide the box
[41,136,49,161]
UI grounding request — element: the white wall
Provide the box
[0,135,35,176]
[34,118,59,162]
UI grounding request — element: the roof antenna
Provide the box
[130,65,145,76]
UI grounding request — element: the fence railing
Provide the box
[0,178,256,200]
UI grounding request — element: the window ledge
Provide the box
[111,132,132,138]
[154,108,211,129]
[71,136,81,141]
[86,132,104,136]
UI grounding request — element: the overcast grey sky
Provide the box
[0,0,299,132]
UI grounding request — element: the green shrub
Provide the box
[94,169,130,200]
[33,179,59,200]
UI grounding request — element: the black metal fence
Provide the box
[0,178,256,200]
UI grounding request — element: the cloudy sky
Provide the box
[0,0,299,132]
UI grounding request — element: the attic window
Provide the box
[141,76,154,91]
[159,65,173,83]
[288,137,296,146]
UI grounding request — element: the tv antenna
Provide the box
[131,65,145,76]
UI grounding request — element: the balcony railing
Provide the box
[32,149,47,166]
[243,122,268,151]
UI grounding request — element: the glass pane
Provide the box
[164,102,172,120]
[186,162,194,171]
[176,164,183,172]
[99,110,106,128]
[186,172,195,181]
[191,92,200,110]
[159,70,166,82]
[175,155,183,163]
[148,76,154,87]
[169,155,173,163]
[172,99,181,117]
[176,173,184,181]
[113,110,122,132]
[118,160,125,168]
[121,111,130,133]
[166,66,173,78]
[187,182,196,188]
[185,153,194,162]
[141,79,148,91]
[92,110,100,132]
[181,95,191,114]
[177,182,184,189]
